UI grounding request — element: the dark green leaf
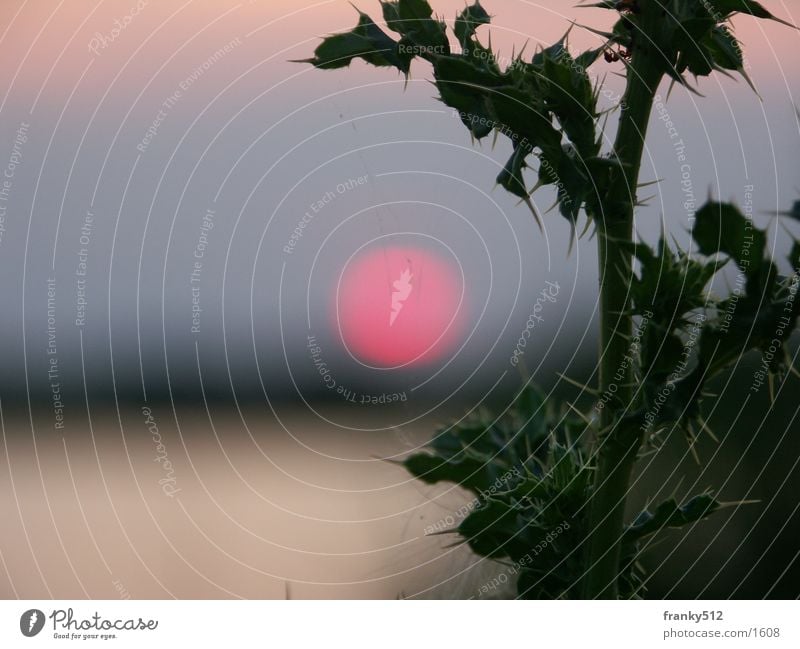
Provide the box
[693,201,766,266]
[625,494,721,541]
[458,500,520,558]
[706,25,743,71]
[454,1,491,48]
[398,0,433,20]
[431,55,502,138]
[497,144,529,198]
[403,453,489,492]
[486,85,561,160]
[707,0,795,27]
[778,200,800,221]
[574,47,602,72]
[303,12,408,72]
[790,240,800,270]
[388,0,449,54]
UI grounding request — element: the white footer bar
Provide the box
[1,600,796,647]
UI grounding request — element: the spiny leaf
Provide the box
[625,494,721,541]
[576,1,617,10]
[693,201,766,265]
[398,0,433,21]
[431,55,503,138]
[706,24,743,71]
[790,241,800,270]
[301,12,409,72]
[778,200,800,221]
[629,234,718,323]
[403,452,491,492]
[497,144,529,199]
[454,0,491,48]
[382,0,449,53]
[539,48,599,157]
[706,0,795,28]
[380,0,401,26]
[458,499,521,558]
[537,144,592,223]
[402,386,557,495]
[485,85,562,161]
[574,47,603,72]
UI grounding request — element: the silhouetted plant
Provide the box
[303,0,798,598]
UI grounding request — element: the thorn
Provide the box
[568,20,614,40]
[544,198,560,215]
[380,457,406,466]
[598,108,614,132]
[715,67,736,81]
[738,67,762,101]
[562,23,574,43]
[425,527,461,537]
[579,215,593,239]
[521,196,543,232]
[697,416,719,443]
[776,218,794,242]
[764,14,797,30]
[648,426,669,438]
[567,220,577,256]
[439,540,467,550]
[718,498,760,509]
[518,34,530,57]
[555,372,599,395]
[688,438,701,465]
[566,401,593,426]
[616,330,634,343]
[635,194,656,207]
[612,261,632,285]
[668,476,686,503]
[669,232,684,254]
[638,178,663,189]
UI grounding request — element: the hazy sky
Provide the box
[0,0,798,403]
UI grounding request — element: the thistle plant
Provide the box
[302,0,798,598]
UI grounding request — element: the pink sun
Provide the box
[334,245,465,368]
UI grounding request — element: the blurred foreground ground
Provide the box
[1,369,798,599]
[0,402,500,599]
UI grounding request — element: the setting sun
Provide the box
[333,244,465,367]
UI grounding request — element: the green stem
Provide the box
[582,44,664,599]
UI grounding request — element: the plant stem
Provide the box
[582,44,664,599]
